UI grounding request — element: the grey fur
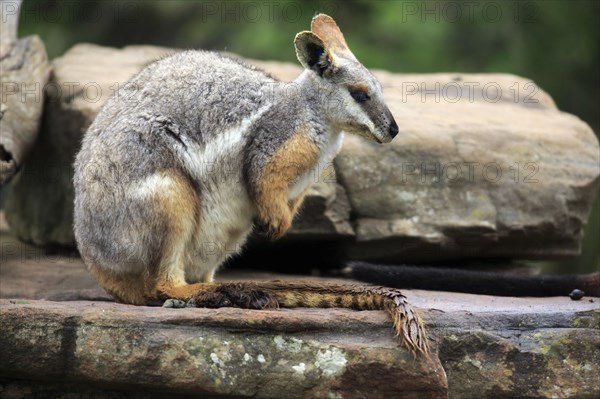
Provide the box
[73,17,398,286]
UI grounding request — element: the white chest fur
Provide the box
[288,131,345,200]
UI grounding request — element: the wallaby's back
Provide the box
[74,51,276,277]
[84,51,277,143]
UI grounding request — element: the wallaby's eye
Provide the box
[350,89,369,103]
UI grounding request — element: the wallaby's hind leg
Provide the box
[124,171,427,355]
[87,265,148,305]
[149,171,278,309]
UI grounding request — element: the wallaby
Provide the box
[73,14,428,355]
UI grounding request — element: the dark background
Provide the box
[16,0,599,273]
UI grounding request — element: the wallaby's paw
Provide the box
[162,299,187,308]
[267,213,292,240]
[253,218,271,237]
[255,201,293,240]
[254,214,291,240]
[189,285,279,310]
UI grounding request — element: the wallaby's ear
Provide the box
[294,31,334,76]
[310,14,351,55]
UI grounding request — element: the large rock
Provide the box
[1,286,599,398]
[0,300,448,399]
[0,0,51,185]
[336,73,600,261]
[1,234,598,399]
[5,44,599,262]
[4,298,597,399]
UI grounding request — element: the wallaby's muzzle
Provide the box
[389,118,399,139]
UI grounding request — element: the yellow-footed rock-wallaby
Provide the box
[73,14,428,355]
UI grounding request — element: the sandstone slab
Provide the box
[1,294,598,399]
[0,300,448,399]
[1,233,599,399]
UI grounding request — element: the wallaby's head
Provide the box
[294,14,399,143]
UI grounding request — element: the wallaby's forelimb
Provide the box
[158,280,429,356]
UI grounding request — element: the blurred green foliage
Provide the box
[19,0,599,132]
[17,0,598,272]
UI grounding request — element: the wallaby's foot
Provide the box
[162,299,187,308]
[187,283,279,310]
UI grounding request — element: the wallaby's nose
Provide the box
[389,119,399,139]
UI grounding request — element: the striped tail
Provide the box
[250,280,430,356]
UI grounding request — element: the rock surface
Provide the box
[5,44,600,262]
[0,300,448,399]
[336,73,599,261]
[0,0,51,185]
[287,178,354,238]
[1,229,599,399]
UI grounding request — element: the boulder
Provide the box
[5,297,596,399]
[336,73,599,261]
[0,0,51,185]
[5,44,599,263]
